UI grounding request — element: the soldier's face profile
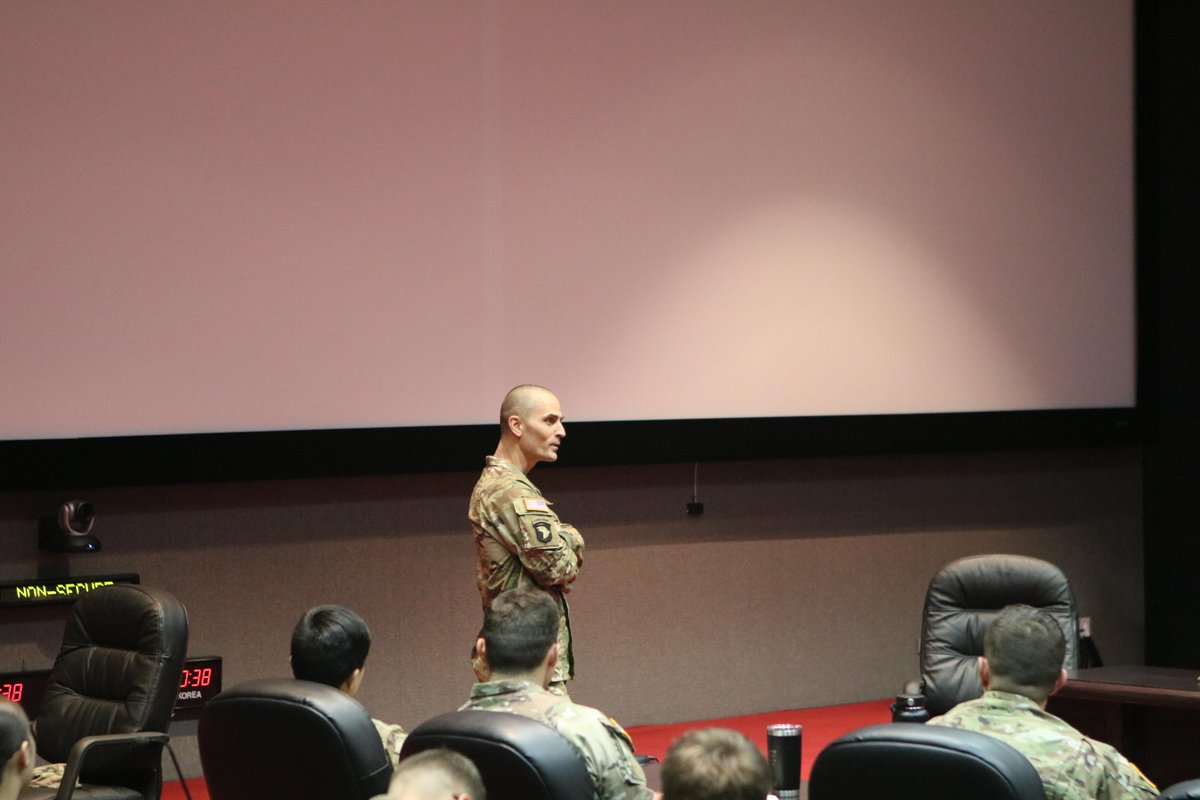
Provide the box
[519,392,566,464]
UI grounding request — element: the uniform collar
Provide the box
[468,679,547,700]
[484,455,524,474]
[981,689,1044,710]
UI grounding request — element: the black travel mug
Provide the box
[890,693,930,723]
[766,723,802,799]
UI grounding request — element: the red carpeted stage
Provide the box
[160,698,892,799]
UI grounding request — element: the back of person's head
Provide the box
[661,727,772,800]
[481,588,558,674]
[0,700,34,793]
[984,604,1067,702]
[290,604,372,689]
[388,748,486,800]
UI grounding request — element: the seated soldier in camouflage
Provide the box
[461,588,656,800]
[928,604,1157,800]
[291,604,407,769]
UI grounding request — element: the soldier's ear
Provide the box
[506,414,523,438]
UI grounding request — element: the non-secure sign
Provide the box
[0,574,139,607]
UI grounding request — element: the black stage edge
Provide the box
[1,408,1137,491]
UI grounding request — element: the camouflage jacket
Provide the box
[373,718,407,770]
[460,680,652,800]
[468,456,584,682]
[929,690,1158,800]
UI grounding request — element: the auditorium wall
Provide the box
[0,445,1143,777]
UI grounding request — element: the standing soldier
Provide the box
[468,385,584,697]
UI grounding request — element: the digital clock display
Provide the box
[174,656,222,714]
[0,670,49,716]
[0,656,220,717]
[179,665,215,690]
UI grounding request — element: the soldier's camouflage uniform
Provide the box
[460,680,653,800]
[29,764,68,789]
[928,690,1158,800]
[469,456,584,685]
[373,718,407,770]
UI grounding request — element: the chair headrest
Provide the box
[401,710,594,800]
[926,555,1077,614]
[810,723,1046,800]
[199,678,392,800]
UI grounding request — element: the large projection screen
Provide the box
[0,2,1135,484]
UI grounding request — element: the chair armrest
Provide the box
[55,732,170,800]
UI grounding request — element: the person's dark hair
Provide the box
[481,588,558,674]
[392,748,487,800]
[661,728,772,800]
[984,604,1067,701]
[0,700,30,767]
[290,605,371,689]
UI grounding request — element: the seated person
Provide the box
[291,604,407,768]
[461,588,655,800]
[0,700,35,800]
[661,728,772,800]
[374,748,486,800]
[928,604,1157,800]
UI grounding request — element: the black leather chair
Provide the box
[809,722,1047,800]
[198,678,391,800]
[1160,779,1200,800]
[400,709,594,800]
[21,584,189,800]
[915,554,1079,716]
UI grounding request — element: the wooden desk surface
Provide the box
[1059,665,1200,710]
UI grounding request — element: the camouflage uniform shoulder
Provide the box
[543,700,650,800]
[373,718,407,769]
[477,458,540,498]
[543,697,618,732]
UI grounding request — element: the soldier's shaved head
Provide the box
[388,748,486,800]
[496,383,552,429]
[499,385,555,431]
[495,385,566,472]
